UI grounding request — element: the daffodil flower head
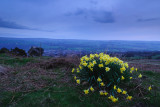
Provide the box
[99,63,104,68]
[138,74,142,78]
[100,82,105,86]
[130,77,133,79]
[90,86,94,92]
[108,95,114,100]
[104,91,108,96]
[120,67,126,73]
[130,67,134,71]
[112,97,118,103]
[97,77,102,82]
[84,89,89,94]
[114,85,117,90]
[121,76,125,80]
[71,68,75,73]
[76,79,80,84]
[126,96,132,100]
[122,90,127,94]
[117,88,122,93]
[135,68,138,71]
[105,67,110,72]
[74,76,76,80]
[99,91,104,95]
[148,86,152,91]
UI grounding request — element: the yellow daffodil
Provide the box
[99,64,104,68]
[71,68,75,73]
[93,60,97,64]
[79,65,82,70]
[104,92,108,96]
[90,86,94,92]
[122,90,127,94]
[121,76,125,80]
[82,62,88,67]
[76,79,80,84]
[114,85,117,90]
[105,61,110,65]
[130,70,133,73]
[84,89,89,94]
[95,54,99,57]
[100,82,105,86]
[126,96,132,100]
[130,67,134,71]
[85,57,89,61]
[130,77,133,79]
[138,74,142,78]
[120,67,126,73]
[135,68,138,71]
[97,77,102,82]
[74,76,76,80]
[77,69,80,73]
[124,63,129,68]
[108,95,114,100]
[105,67,110,72]
[117,88,122,93]
[99,91,104,95]
[148,86,152,91]
[112,98,118,103]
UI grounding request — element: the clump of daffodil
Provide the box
[108,95,118,103]
[71,53,148,103]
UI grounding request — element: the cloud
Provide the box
[0,18,55,32]
[90,0,98,5]
[92,11,115,23]
[0,18,33,30]
[65,9,115,23]
[137,17,160,22]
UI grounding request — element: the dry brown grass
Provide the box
[0,56,80,93]
[127,59,160,72]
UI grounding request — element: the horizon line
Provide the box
[0,36,160,42]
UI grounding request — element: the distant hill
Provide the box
[0,37,160,53]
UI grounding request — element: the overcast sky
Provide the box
[0,0,160,41]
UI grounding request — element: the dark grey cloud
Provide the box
[66,9,115,23]
[137,17,160,22]
[92,11,115,23]
[0,17,55,32]
[90,0,98,5]
[0,18,33,30]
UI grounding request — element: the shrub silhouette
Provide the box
[0,47,9,53]
[10,47,27,56]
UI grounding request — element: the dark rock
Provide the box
[28,46,44,57]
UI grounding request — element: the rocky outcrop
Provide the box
[28,46,44,57]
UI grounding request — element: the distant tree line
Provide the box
[0,47,44,57]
